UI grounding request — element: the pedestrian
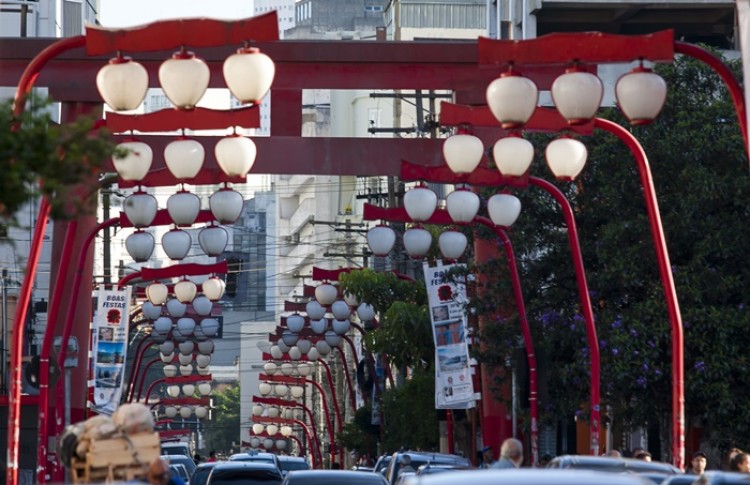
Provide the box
[193,453,202,465]
[731,452,750,472]
[207,450,217,463]
[635,450,652,462]
[479,446,495,468]
[687,451,707,474]
[491,438,523,469]
[607,450,622,458]
[725,447,743,471]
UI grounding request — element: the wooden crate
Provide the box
[70,432,160,483]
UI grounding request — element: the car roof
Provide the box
[230,451,279,460]
[278,456,308,462]
[283,470,387,483]
[208,461,283,481]
[699,471,750,485]
[548,455,681,474]
[403,468,655,485]
[393,451,470,464]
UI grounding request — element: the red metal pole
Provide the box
[337,337,359,410]
[126,337,156,402]
[475,216,540,467]
[8,35,85,485]
[674,42,748,163]
[594,118,685,470]
[134,358,163,402]
[528,177,600,456]
[36,220,78,483]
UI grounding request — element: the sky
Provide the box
[98,0,256,28]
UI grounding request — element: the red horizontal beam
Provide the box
[157,397,210,406]
[399,159,530,187]
[139,261,228,281]
[162,374,212,384]
[105,106,260,134]
[85,12,280,56]
[440,103,595,135]
[478,30,675,67]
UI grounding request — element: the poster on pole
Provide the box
[423,261,475,409]
[91,286,132,415]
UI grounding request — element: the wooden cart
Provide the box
[70,432,160,483]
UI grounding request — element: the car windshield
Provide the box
[280,461,309,472]
[209,469,282,485]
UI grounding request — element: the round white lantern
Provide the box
[443,133,484,174]
[210,187,245,224]
[179,407,192,419]
[290,385,305,399]
[197,340,214,355]
[288,346,302,361]
[198,226,228,256]
[281,425,293,437]
[403,184,438,222]
[551,67,604,124]
[197,365,210,375]
[403,227,432,258]
[252,405,264,416]
[124,192,158,228]
[96,56,148,111]
[488,194,522,227]
[297,362,312,377]
[162,229,192,261]
[160,352,174,364]
[315,340,331,356]
[280,362,294,376]
[253,423,265,435]
[276,440,287,450]
[287,314,305,333]
[356,303,375,322]
[281,330,299,347]
[165,406,177,418]
[545,137,588,181]
[159,341,175,355]
[113,139,153,181]
[310,318,327,334]
[315,283,338,306]
[196,354,211,368]
[125,231,154,263]
[151,331,168,344]
[270,345,283,360]
[263,438,274,450]
[202,277,226,301]
[266,424,279,436]
[195,406,208,419]
[324,330,342,348]
[332,319,350,335]
[171,328,187,343]
[166,385,180,398]
[146,282,168,306]
[159,51,210,109]
[259,382,272,396]
[344,292,359,307]
[214,135,257,178]
[179,364,193,376]
[615,66,667,125]
[367,225,396,257]
[486,71,539,128]
[198,382,212,395]
[153,316,173,335]
[274,384,289,397]
[250,437,261,448]
[191,295,213,317]
[166,190,201,226]
[182,384,195,396]
[164,138,205,180]
[439,230,468,260]
[163,365,178,378]
[296,339,312,355]
[142,301,162,321]
[267,407,280,419]
[306,348,320,361]
[264,362,278,375]
[223,47,275,104]
[305,301,326,320]
[174,280,197,304]
[166,298,187,318]
[178,340,195,355]
[446,188,480,223]
[178,353,193,366]
[331,301,351,320]
[493,136,535,177]
[200,318,220,337]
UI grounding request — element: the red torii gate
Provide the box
[0,15,710,482]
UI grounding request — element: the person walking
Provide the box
[491,438,523,469]
[687,451,707,474]
[731,452,750,472]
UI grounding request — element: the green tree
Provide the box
[202,385,241,455]
[337,403,381,456]
[0,97,117,222]
[477,51,750,454]
[379,369,439,452]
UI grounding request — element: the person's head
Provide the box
[500,438,524,467]
[147,457,171,485]
[210,450,216,458]
[607,450,622,458]
[731,452,750,472]
[401,454,412,466]
[635,451,652,462]
[539,454,552,467]
[482,446,493,461]
[691,451,707,473]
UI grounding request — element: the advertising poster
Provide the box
[91,286,132,415]
[423,261,475,409]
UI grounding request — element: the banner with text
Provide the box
[91,286,132,415]
[423,261,475,409]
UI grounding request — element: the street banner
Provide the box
[739,0,750,161]
[423,261,475,408]
[91,286,132,415]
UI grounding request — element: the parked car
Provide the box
[162,441,193,457]
[281,470,388,485]
[229,450,282,473]
[375,455,392,477]
[162,454,197,479]
[401,468,654,485]
[191,461,222,485]
[416,463,470,476]
[206,461,283,485]
[687,471,750,485]
[278,456,311,477]
[170,463,191,484]
[546,455,681,475]
[384,451,471,485]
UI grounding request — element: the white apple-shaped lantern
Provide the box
[96,56,148,111]
[210,187,245,224]
[166,190,201,226]
[124,191,157,228]
[125,230,154,262]
[159,50,210,109]
[223,47,275,104]
[214,135,257,178]
[113,139,153,181]
[162,229,192,261]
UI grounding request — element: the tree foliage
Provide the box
[202,385,241,455]
[476,51,750,453]
[379,369,439,452]
[0,97,117,222]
